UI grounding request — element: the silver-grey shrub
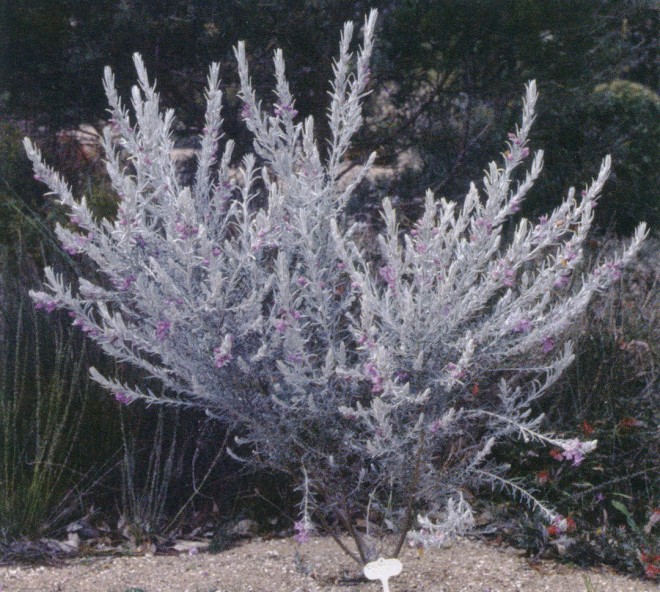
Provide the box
[24,11,647,564]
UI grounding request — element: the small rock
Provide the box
[232,519,259,537]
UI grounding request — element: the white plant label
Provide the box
[363,557,403,592]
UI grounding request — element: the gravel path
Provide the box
[0,535,655,592]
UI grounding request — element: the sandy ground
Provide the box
[0,535,656,592]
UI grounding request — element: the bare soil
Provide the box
[0,535,655,592]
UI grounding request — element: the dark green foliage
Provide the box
[490,237,659,578]
[0,248,122,542]
[362,0,658,231]
[584,80,659,231]
[3,1,656,228]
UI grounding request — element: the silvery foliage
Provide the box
[25,10,647,563]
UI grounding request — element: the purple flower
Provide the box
[287,352,304,365]
[213,334,233,369]
[554,273,570,289]
[512,318,532,334]
[293,520,310,544]
[447,362,466,380]
[363,362,384,393]
[357,334,375,349]
[175,221,198,240]
[34,298,59,313]
[117,274,136,291]
[606,262,622,281]
[156,320,171,341]
[214,352,231,368]
[379,265,396,290]
[361,66,371,86]
[274,103,298,118]
[274,318,288,333]
[503,268,515,287]
[393,370,409,383]
[542,337,555,353]
[62,233,91,255]
[241,103,252,119]
[114,391,133,405]
[558,438,597,467]
[475,218,493,234]
[508,132,521,145]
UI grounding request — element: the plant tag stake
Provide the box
[363,557,403,592]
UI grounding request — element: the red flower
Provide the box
[580,420,595,435]
[619,417,642,429]
[536,470,551,485]
[549,448,564,461]
[644,564,660,579]
[565,516,576,532]
[639,552,660,579]
[471,383,480,397]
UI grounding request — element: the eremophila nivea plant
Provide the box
[25,10,647,565]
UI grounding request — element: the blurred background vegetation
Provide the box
[0,0,657,578]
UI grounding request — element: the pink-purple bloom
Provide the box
[512,318,532,333]
[293,520,310,544]
[508,132,521,145]
[606,262,622,281]
[274,103,298,118]
[62,233,91,255]
[363,361,384,393]
[542,336,555,353]
[379,265,396,290]
[156,320,171,341]
[553,438,598,466]
[34,298,59,313]
[116,274,136,291]
[114,391,133,405]
[475,217,493,234]
[175,221,199,240]
[447,362,467,381]
[213,334,234,369]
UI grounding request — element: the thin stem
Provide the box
[391,427,426,558]
[164,430,230,533]
[316,511,362,566]
[339,496,368,564]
